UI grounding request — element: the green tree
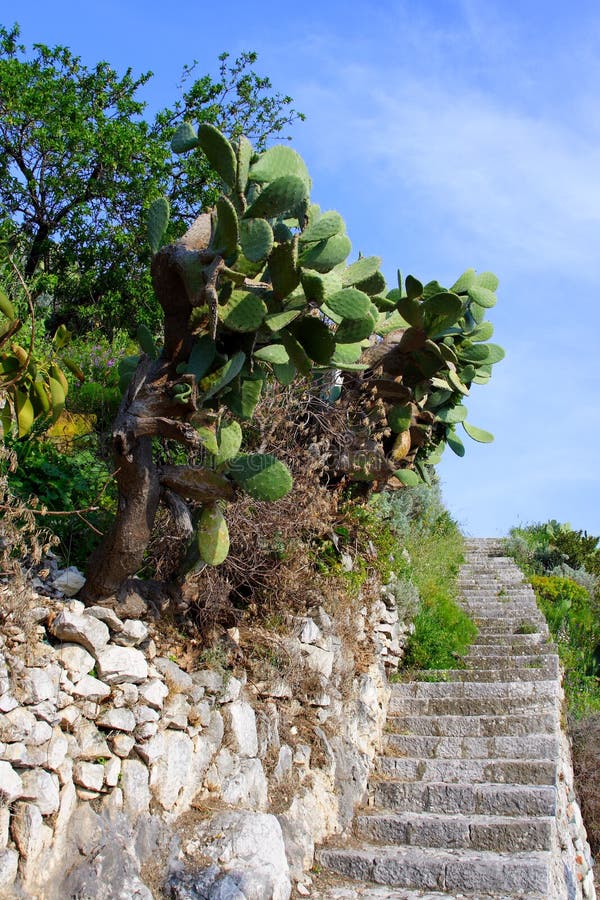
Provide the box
[0,25,303,333]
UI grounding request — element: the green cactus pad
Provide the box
[476,271,499,291]
[236,135,253,196]
[330,342,363,366]
[426,443,446,465]
[355,270,387,296]
[427,388,453,408]
[292,316,336,365]
[253,344,290,364]
[388,405,412,433]
[397,296,424,329]
[447,369,470,396]
[136,324,158,360]
[265,309,302,332]
[446,428,466,457]
[147,197,170,255]
[200,351,246,400]
[197,123,237,187]
[215,420,243,465]
[300,269,344,303]
[280,330,311,375]
[299,234,352,273]
[249,145,310,186]
[269,243,300,299]
[394,469,422,486]
[183,336,217,381]
[299,211,344,244]
[376,310,411,336]
[422,292,463,336]
[272,361,297,385]
[463,421,494,443]
[228,453,293,501]
[272,221,293,243]
[239,218,273,262]
[326,288,372,321]
[342,256,381,287]
[405,275,424,300]
[197,505,230,566]
[469,301,486,324]
[213,196,239,258]
[171,122,199,154]
[468,285,497,308]
[483,343,505,364]
[468,321,494,342]
[457,343,490,363]
[196,426,219,455]
[225,375,263,419]
[436,405,467,424]
[372,295,397,312]
[438,343,458,365]
[245,175,309,219]
[334,312,376,344]
[450,269,477,293]
[473,372,491,385]
[219,292,267,333]
[458,363,477,383]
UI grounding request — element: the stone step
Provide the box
[472,632,550,646]
[389,696,558,717]
[472,621,549,636]
[384,733,560,760]
[390,680,559,701]
[375,756,557,786]
[317,844,551,895]
[373,780,557,817]
[412,665,558,683]
[465,645,557,659]
[355,810,554,852]
[311,884,548,900]
[387,712,558,737]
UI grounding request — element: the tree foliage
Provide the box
[0,24,303,333]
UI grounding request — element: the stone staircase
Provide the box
[311,538,595,899]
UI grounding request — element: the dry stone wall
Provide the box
[0,561,407,898]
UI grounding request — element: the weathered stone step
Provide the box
[355,810,554,852]
[465,645,557,659]
[373,780,557,817]
[312,881,546,899]
[387,712,558,737]
[389,696,558,717]
[472,621,549,635]
[376,756,557,785]
[472,632,549,646]
[412,664,558,682]
[390,680,559,701]
[317,844,551,895]
[384,732,560,760]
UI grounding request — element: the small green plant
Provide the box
[515,621,537,635]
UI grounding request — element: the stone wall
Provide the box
[0,564,407,898]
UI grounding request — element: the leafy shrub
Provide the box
[4,437,115,567]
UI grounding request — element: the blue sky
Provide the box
[6,0,600,537]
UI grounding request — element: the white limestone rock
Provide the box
[138,678,168,710]
[50,610,110,655]
[57,643,95,682]
[96,645,148,684]
[0,848,18,891]
[83,605,124,631]
[154,657,193,693]
[73,761,105,792]
[223,699,258,758]
[53,566,86,597]
[113,618,149,647]
[0,760,23,803]
[69,673,111,702]
[120,758,150,821]
[149,730,193,812]
[20,768,60,815]
[96,707,136,733]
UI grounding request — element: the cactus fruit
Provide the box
[326,288,372,321]
[228,453,293,501]
[147,197,170,254]
[248,145,310,186]
[197,123,237,188]
[171,122,199,154]
[298,233,352,273]
[245,176,309,219]
[342,256,381,287]
[197,504,230,565]
[299,210,344,243]
[218,291,267,333]
[239,217,273,262]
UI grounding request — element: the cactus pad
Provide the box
[197,123,237,188]
[245,176,309,219]
[253,344,290,364]
[326,288,372,321]
[334,312,376,344]
[468,285,497,308]
[171,122,198,154]
[215,421,243,465]
[292,316,336,365]
[342,256,381,287]
[213,196,239,258]
[463,421,494,442]
[300,211,344,243]
[197,505,230,565]
[299,233,352,273]
[228,453,293,501]
[269,243,300,299]
[218,292,267,333]
[239,218,273,262]
[147,197,170,254]
[249,145,310,186]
